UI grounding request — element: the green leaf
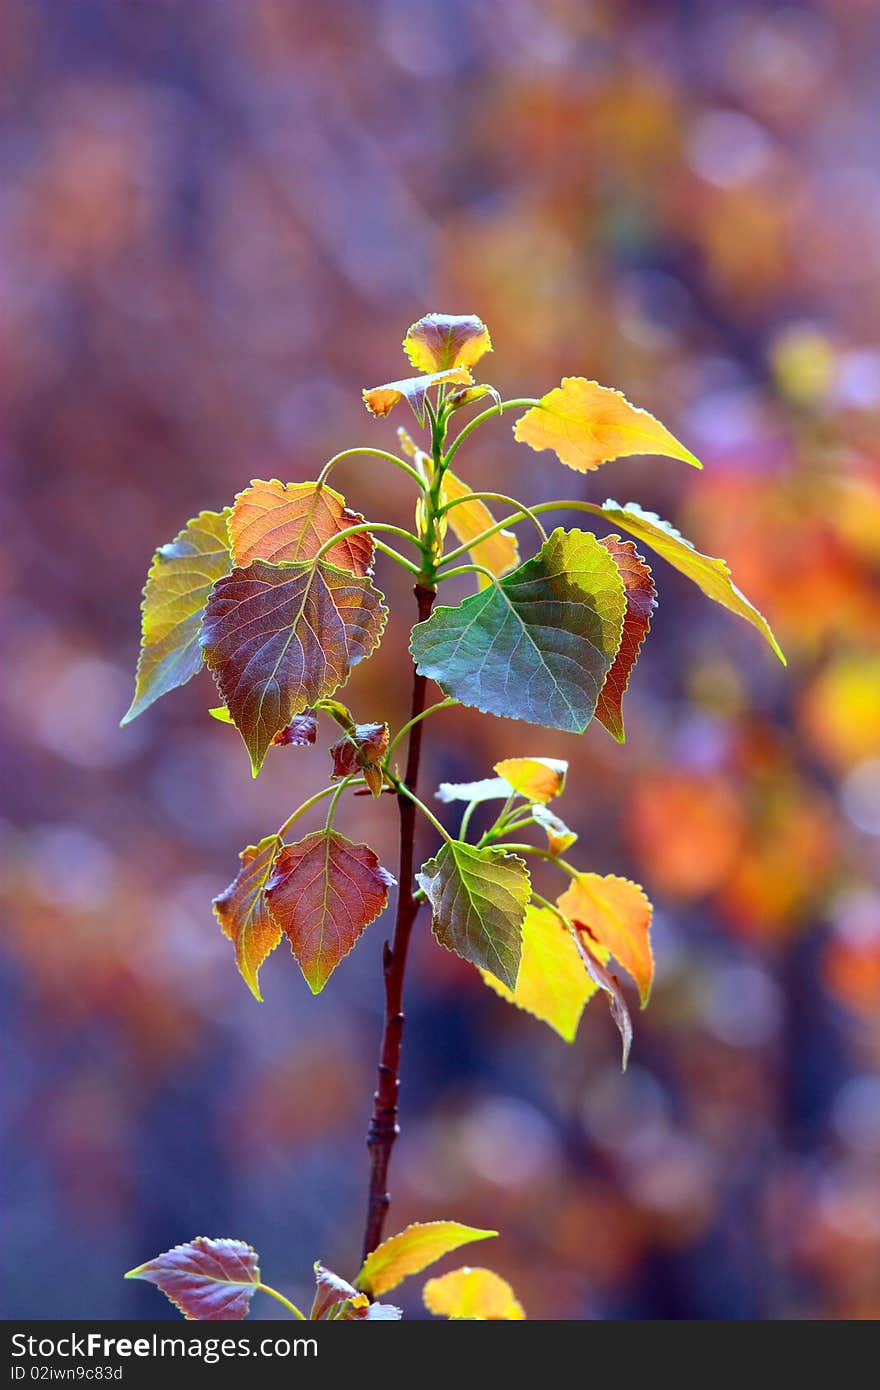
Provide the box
[586,501,786,664]
[125,1238,259,1320]
[212,836,282,1002]
[265,830,394,993]
[122,509,232,725]
[357,1221,497,1298]
[416,840,530,989]
[201,559,387,775]
[410,529,626,732]
[481,903,597,1042]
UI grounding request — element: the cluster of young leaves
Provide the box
[126,1221,523,1321]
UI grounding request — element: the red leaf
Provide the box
[213,836,282,1001]
[595,536,656,742]
[265,830,395,993]
[229,479,374,575]
[125,1238,259,1320]
[329,721,389,797]
[273,712,319,746]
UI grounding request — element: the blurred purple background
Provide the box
[2,0,880,1320]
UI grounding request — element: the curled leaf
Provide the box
[557,873,654,1006]
[440,471,519,589]
[229,478,374,575]
[481,903,596,1042]
[595,537,657,743]
[209,705,319,748]
[122,510,232,725]
[213,836,282,1002]
[423,1267,525,1320]
[357,1221,497,1298]
[493,756,567,804]
[571,932,633,1070]
[417,840,530,990]
[362,367,473,425]
[532,804,578,855]
[265,830,394,993]
[125,1238,259,1321]
[329,721,389,797]
[513,377,701,472]
[402,313,492,373]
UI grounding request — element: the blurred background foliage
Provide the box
[2,0,879,1320]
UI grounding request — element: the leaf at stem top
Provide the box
[410,529,626,733]
[423,1267,525,1320]
[265,830,394,993]
[362,367,473,425]
[402,313,492,373]
[595,537,656,742]
[125,1238,259,1320]
[588,500,786,664]
[440,471,519,589]
[416,840,530,989]
[493,756,567,804]
[481,903,597,1042]
[513,377,702,473]
[329,721,389,797]
[311,1265,402,1321]
[122,510,232,725]
[532,804,578,855]
[357,1221,497,1298]
[213,836,282,1001]
[229,479,374,574]
[201,559,387,775]
[557,873,654,1006]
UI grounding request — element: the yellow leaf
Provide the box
[423,1267,525,1320]
[481,904,596,1042]
[402,313,492,373]
[362,367,472,425]
[557,873,654,1006]
[357,1221,496,1298]
[513,377,701,473]
[440,472,519,588]
[532,804,578,855]
[493,756,567,804]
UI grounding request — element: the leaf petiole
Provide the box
[385,697,456,763]
[311,521,425,567]
[276,779,367,842]
[490,842,580,880]
[438,491,548,546]
[257,1283,307,1319]
[443,397,540,467]
[317,447,427,492]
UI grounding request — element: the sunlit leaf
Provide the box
[585,500,785,663]
[265,830,394,993]
[423,1267,525,1320]
[122,510,232,725]
[357,1221,497,1298]
[329,721,389,797]
[213,836,282,1002]
[572,932,633,1070]
[513,377,701,473]
[493,756,567,804]
[481,903,596,1042]
[532,804,578,855]
[201,559,387,775]
[209,705,319,747]
[229,478,374,574]
[402,313,492,373]
[410,529,626,732]
[557,873,654,1006]
[309,1265,401,1320]
[125,1238,259,1320]
[416,840,530,989]
[595,537,656,742]
[440,471,519,589]
[436,777,510,804]
[362,367,473,425]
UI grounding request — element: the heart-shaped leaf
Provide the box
[481,903,597,1042]
[357,1221,497,1298]
[229,478,374,574]
[213,836,282,1001]
[265,830,394,993]
[513,377,701,472]
[362,367,473,425]
[402,313,492,373]
[416,840,530,989]
[595,537,656,742]
[440,471,519,589]
[201,559,387,775]
[423,1267,525,1320]
[122,510,232,725]
[125,1238,259,1320]
[557,872,654,1006]
[410,529,626,733]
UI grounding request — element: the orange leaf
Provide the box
[513,377,701,473]
[557,872,654,1005]
[595,537,656,742]
[493,756,567,804]
[441,471,519,588]
[423,1267,525,1320]
[402,313,492,373]
[213,836,282,1001]
[362,367,473,425]
[229,479,374,574]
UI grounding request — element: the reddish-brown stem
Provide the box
[361,582,436,1261]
